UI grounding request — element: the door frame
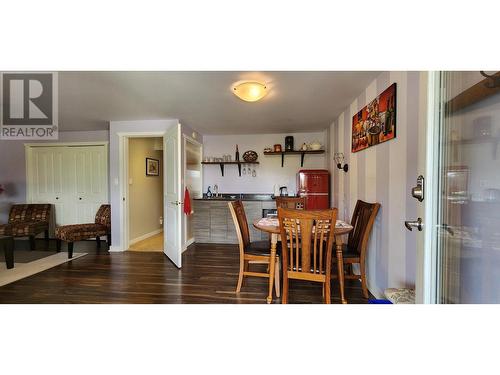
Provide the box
[182,134,203,250]
[416,71,441,304]
[118,131,167,252]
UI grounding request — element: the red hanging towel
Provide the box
[184,187,192,215]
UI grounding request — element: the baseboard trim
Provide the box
[367,282,385,299]
[129,229,163,246]
[183,237,194,252]
[108,246,125,252]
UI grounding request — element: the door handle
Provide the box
[170,201,183,205]
[405,218,423,231]
[411,175,424,202]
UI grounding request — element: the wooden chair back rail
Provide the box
[275,196,306,210]
[229,200,251,249]
[347,200,381,257]
[278,207,338,303]
[282,217,333,274]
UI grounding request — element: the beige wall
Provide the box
[129,137,163,242]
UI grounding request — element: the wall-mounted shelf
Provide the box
[263,150,325,167]
[201,161,259,177]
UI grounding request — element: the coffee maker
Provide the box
[279,186,288,196]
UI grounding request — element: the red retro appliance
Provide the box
[297,169,330,209]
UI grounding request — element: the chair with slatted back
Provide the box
[228,200,280,297]
[278,207,337,303]
[334,200,380,298]
[275,196,306,210]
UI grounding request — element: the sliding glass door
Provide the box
[432,71,500,303]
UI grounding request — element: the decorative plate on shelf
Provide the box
[242,150,258,162]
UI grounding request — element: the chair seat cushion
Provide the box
[8,221,48,237]
[245,240,281,256]
[0,224,12,236]
[56,223,108,242]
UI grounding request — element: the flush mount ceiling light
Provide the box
[232,81,268,102]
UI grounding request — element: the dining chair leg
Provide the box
[325,279,331,304]
[360,261,369,298]
[236,258,244,293]
[274,258,280,298]
[282,272,289,304]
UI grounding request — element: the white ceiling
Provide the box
[58,71,379,134]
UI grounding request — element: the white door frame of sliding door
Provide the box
[415,71,441,304]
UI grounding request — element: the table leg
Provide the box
[267,233,278,304]
[335,236,347,304]
[4,237,15,269]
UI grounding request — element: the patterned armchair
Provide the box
[55,204,111,258]
[0,204,52,250]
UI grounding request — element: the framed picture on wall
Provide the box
[352,82,397,153]
[146,157,160,176]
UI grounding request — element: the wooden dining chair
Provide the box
[275,196,306,210]
[228,200,280,297]
[278,207,338,303]
[333,200,380,298]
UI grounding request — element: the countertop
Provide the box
[194,193,279,201]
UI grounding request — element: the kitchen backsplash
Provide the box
[202,131,328,194]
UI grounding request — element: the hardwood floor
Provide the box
[0,239,371,303]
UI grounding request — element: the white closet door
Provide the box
[28,145,108,226]
[69,146,108,224]
[30,147,68,225]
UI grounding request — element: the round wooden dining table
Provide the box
[253,218,353,304]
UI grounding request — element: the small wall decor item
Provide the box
[285,136,294,151]
[334,152,348,173]
[273,144,282,152]
[352,83,396,153]
[146,158,160,176]
[242,150,258,162]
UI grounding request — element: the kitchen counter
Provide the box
[194,193,276,201]
[192,196,278,244]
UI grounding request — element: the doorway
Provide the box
[127,137,164,252]
[118,124,184,267]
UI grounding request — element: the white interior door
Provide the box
[29,146,66,229]
[28,144,108,226]
[164,124,183,267]
[70,145,108,223]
